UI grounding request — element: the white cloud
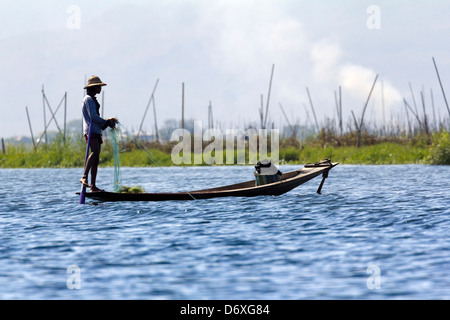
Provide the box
[204,2,306,76]
[339,64,378,99]
[311,38,342,82]
[309,38,403,118]
[1,1,449,138]
[339,64,402,114]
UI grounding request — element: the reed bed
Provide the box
[1,128,448,168]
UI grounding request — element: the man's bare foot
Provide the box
[90,185,105,193]
[80,177,90,188]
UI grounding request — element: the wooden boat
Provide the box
[81,160,338,202]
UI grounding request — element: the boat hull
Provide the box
[81,162,338,202]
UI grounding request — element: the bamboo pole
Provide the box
[302,103,312,129]
[306,87,320,133]
[409,82,420,118]
[381,80,386,134]
[64,92,67,144]
[404,98,422,129]
[430,89,437,131]
[137,78,159,138]
[420,91,430,135]
[353,74,378,148]
[263,64,275,129]
[359,74,379,131]
[432,57,450,117]
[181,82,185,131]
[152,94,159,143]
[35,95,66,148]
[334,86,343,136]
[404,100,412,137]
[339,86,343,135]
[42,89,63,135]
[42,85,47,144]
[334,90,339,134]
[208,102,211,131]
[25,106,36,151]
[279,103,294,136]
[260,94,264,129]
[351,111,359,132]
[208,100,214,130]
[1,138,5,154]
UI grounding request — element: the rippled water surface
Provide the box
[0,165,449,299]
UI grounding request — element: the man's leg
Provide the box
[89,139,101,189]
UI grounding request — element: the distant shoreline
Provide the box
[0,142,437,168]
[1,131,449,168]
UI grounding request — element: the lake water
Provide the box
[0,165,449,300]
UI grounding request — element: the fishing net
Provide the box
[109,127,122,192]
[108,123,193,198]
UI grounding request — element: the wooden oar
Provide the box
[316,170,329,195]
[79,120,92,204]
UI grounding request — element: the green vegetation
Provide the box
[0,131,449,168]
[117,185,146,193]
[296,143,427,165]
[0,135,86,168]
[426,130,450,165]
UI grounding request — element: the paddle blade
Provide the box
[79,185,86,204]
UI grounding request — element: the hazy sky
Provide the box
[1,0,450,138]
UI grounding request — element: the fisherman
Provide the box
[80,75,118,192]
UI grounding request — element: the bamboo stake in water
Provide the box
[306,87,320,134]
[353,74,378,148]
[404,100,412,137]
[409,82,419,119]
[64,92,67,145]
[404,98,422,130]
[263,64,275,129]
[339,86,343,135]
[260,94,264,129]
[334,86,343,136]
[35,94,66,148]
[43,89,62,135]
[25,106,36,151]
[279,103,295,137]
[381,80,386,135]
[420,91,430,135]
[137,78,159,138]
[432,57,450,117]
[430,89,437,131]
[334,90,339,131]
[152,94,159,143]
[359,74,379,131]
[42,85,47,144]
[181,82,185,131]
[208,101,214,132]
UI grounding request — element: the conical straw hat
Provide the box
[84,75,107,89]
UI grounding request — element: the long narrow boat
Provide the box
[81,160,338,202]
